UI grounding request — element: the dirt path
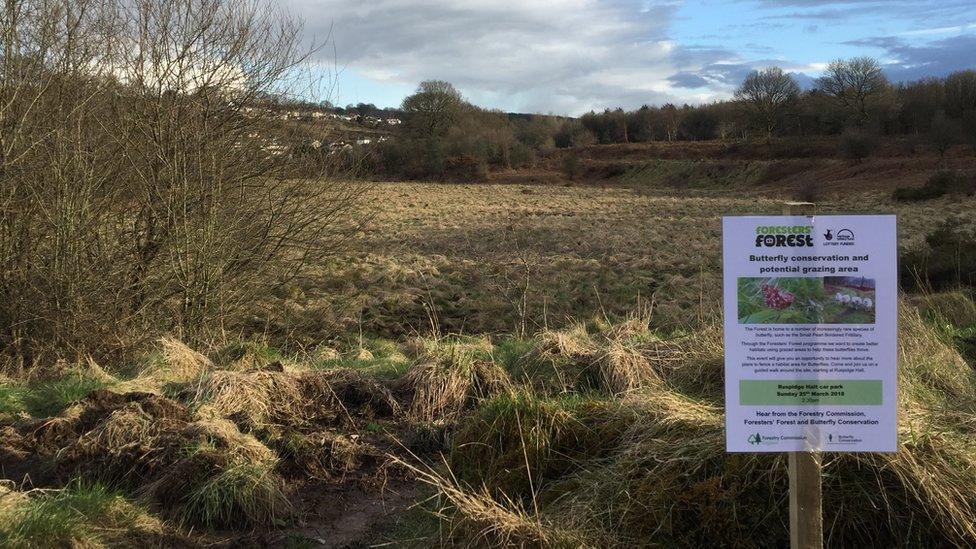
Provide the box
[267,478,424,548]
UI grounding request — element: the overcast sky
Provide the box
[284,0,976,115]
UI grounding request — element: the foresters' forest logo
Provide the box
[754,225,814,247]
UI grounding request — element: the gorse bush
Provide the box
[561,153,583,180]
[838,129,879,162]
[891,170,972,201]
[0,0,365,367]
[901,218,976,291]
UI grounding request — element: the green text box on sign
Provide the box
[739,380,883,406]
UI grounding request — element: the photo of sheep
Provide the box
[738,276,876,324]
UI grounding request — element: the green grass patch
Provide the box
[214,340,287,369]
[0,481,158,548]
[0,384,27,417]
[22,375,110,418]
[491,338,536,374]
[313,356,412,380]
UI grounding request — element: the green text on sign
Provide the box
[739,380,883,406]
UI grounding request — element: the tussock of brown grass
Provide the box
[111,337,213,394]
[398,338,513,422]
[589,340,657,394]
[313,345,341,361]
[395,455,585,548]
[353,347,374,361]
[535,323,593,360]
[0,482,27,519]
[67,403,173,472]
[158,337,213,381]
[182,419,278,466]
[190,368,306,431]
[532,317,686,395]
[59,357,117,383]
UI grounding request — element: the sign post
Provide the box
[783,203,823,549]
[722,206,897,549]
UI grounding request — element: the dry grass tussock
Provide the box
[398,336,513,422]
[111,337,213,395]
[17,389,289,530]
[431,305,976,547]
[189,365,401,435]
[394,455,585,548]
[531,314,687,395]
[0,482,27,519]
[191,368,306,431]
[158,337,214,381]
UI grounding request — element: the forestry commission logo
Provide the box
[748,433,763,445]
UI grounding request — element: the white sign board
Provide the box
[723,215,897,452]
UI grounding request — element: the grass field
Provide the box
[285,178,975,344]
[3,143,976,547]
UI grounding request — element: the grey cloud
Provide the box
[281,0,974,115]
[284,0,694,114]
[756,0,973,24]
[875,33,976,82]
[790,72,817,90]
[667,72,710,88]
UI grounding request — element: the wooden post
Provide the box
[783,201,815,217]
[789,452,823,549]
[783,200,823,549]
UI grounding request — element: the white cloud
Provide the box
[285,0,706,114]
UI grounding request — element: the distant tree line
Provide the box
[569,58,976,150]
[369,58,976,181]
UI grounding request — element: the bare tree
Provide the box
[402,80,465,138]
[661,103,680,142]
[1,0,366,366]
[816,57,889,124]
[735,67,800,143]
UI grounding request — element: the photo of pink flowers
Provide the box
[737,276,876,324]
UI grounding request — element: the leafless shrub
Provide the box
[0,0,366,368]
